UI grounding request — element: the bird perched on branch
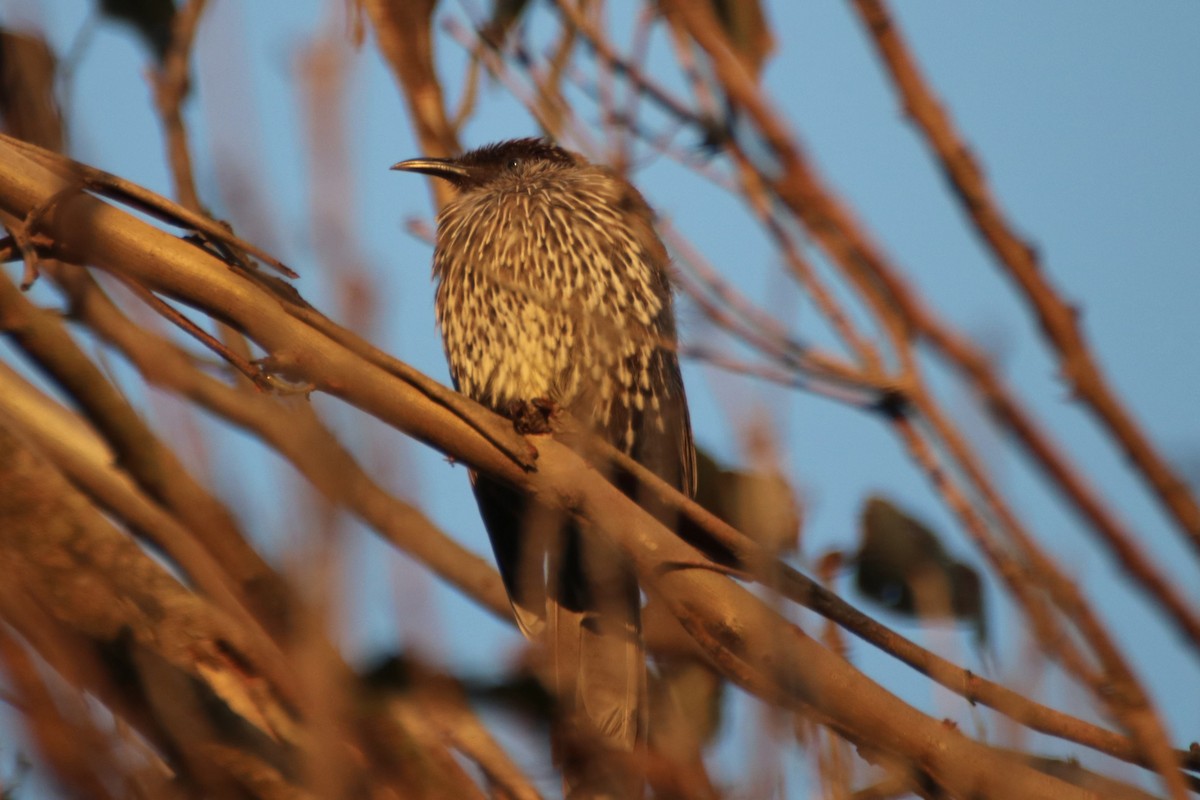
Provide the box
[393,138,695,798]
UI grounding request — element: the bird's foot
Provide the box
[507,397,560,435]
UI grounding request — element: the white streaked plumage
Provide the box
[431,142,694,492]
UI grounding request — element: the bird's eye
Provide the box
[506,157,520,170]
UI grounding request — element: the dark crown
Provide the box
[391,138,578,190]
[457,137,576,169]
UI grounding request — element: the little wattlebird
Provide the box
[393,138,695,798]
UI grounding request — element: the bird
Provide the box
[393,138,696,798]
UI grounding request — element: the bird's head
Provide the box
[391,138,578,191]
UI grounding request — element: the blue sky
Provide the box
[8,0,1200,793]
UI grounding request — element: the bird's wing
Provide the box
[469,472,547,639]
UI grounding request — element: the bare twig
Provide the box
[0,134,296,278]
[152,0,207,212]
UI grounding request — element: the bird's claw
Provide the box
[508,397,559,435]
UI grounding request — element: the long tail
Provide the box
[471,475,645,798]
[549,524,645,799]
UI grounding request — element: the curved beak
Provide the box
[390,158,472,181]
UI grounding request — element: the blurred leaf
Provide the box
[707,0,775,79]
[0,28,64,151]
[694,447,801,554]
[665,0,775,153]
[854,495,986,642]
[480,0,531,47]
[98,0,176,63]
